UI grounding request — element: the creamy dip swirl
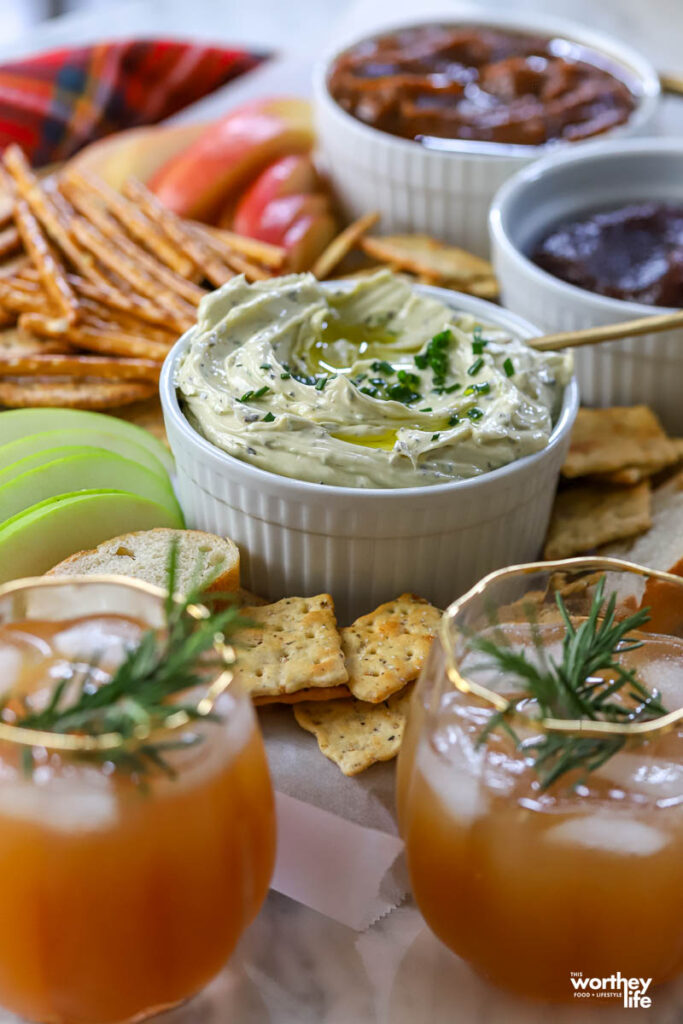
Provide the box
[176,270,572,489]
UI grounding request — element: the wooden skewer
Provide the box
[527,309,683,352]
[659,72,683,97]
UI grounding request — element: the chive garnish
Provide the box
[315,377,327,391]
[467,407,484,420]
[262,412,276,422]
[387,382,421,404]
[503,357,515,378]
[260,363,272,371]
[397,369,420,387]
[414,329,451,388]
[420,407,433,413]
[464,382,490,397]
[468,357,484,376]
[448,414,459,426]
[371,360,395,375]
[431,433,440,441]
[238,385,271,403]
[280,372,291,380]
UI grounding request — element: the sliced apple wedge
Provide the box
[150,97,314,221]
[0,408,173,475]
[284,211,339,272]
[0,449,182,524]
[0,491,183,584]
[0,429,168,478]
[232,154,320,236]
[242,192,330,247]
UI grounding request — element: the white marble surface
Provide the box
[1,2,682,1022]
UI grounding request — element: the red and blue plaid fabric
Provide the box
[0,39,268,166]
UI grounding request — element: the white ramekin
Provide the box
[313,9,659,257]
[160,287,578,623]
[490,137,683,433]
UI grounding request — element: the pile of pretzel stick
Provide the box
[0,145,287,409]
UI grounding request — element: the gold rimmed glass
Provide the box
[397,558,683,1002]
[0,576,275,1024]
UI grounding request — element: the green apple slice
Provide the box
[0,429,168,478]
[0,450,183,524]
[0,408,173,475]
[0,490,183,583]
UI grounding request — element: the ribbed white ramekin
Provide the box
[490,137,683,433]
[313,9,659,257]
[160,288,578,623]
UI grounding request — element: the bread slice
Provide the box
[46,528,240,595]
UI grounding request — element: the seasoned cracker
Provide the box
[343,593,441,703]
[562,407,679,479]
[544,482,652,560]
[0,376,155,409]
[253,685,350,706]
[361,234,493,283]
[232,594,348,699]
[294,686,413,776]
[593,466,650,486]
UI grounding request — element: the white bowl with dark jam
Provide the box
[314,10,659,255]
[490,137,683,432]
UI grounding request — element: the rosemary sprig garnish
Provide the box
[4,543,246,780]
[470,577,668,789]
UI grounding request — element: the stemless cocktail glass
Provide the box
[397,558,683,1002]
[0,576,276,1024]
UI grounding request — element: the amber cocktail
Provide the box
[397,559,683,1003]
[0,577,275,1024]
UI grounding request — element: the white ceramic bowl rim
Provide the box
[313,6,660,161]
[489,135,683,318]
[160,284,579,503]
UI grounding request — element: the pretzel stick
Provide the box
[12,199,78,326]
[61,180,206,305]
[194,225,271,281]
[199,223,286,269]
[68,274,184,334]
[0,255,31,278]
[65,169,196,278]
[19,313,172,360]
[0,225,20,260]
[0,354,161,382]
[123,179,234,287]
[0,279,54,316]
[3,146,109,288]
[4,274,41,293]
[73,297,175,344]
[70,218,195,328]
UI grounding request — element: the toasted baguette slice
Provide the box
[46,528,240,595]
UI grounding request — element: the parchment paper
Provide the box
[260,707,409,930]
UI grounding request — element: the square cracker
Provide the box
[253,685,350,706]
[562,406,679,479]
[361,234,493,283]
[232,594,348,699]
[294,686,413,776]
[342,593,441,703]
[544,482,651,560]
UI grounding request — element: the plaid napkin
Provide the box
[0,39,269,166]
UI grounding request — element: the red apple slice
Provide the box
[284,211,339,272]
[150,97,314,222]
[232,154,320,236]
[249,193,329,246]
